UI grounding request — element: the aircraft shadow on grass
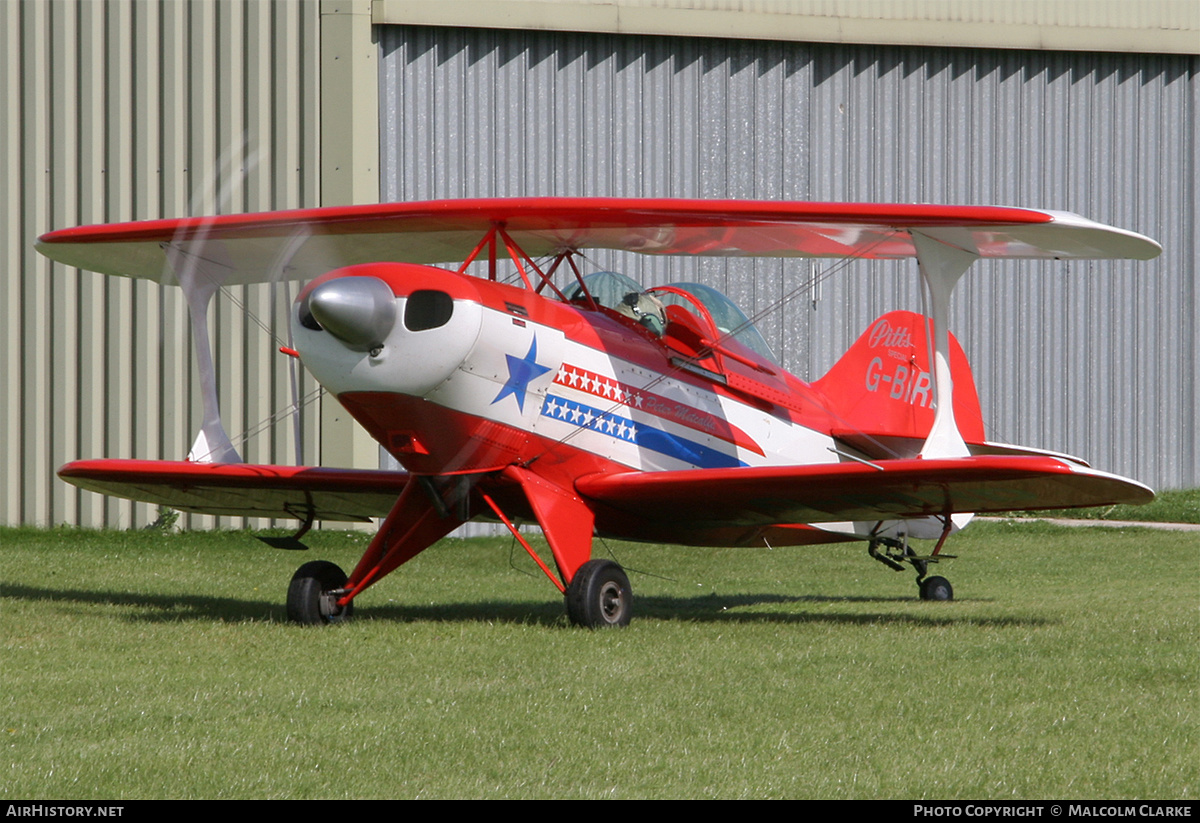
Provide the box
[2,582,1051,629]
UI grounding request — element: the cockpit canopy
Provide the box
[566,271,777,364]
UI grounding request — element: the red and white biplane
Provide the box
[37,199,1160,626]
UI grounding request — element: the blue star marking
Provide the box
[491,336,552,413]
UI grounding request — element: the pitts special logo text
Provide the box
[867,318,915,350]
[864,319,932,408]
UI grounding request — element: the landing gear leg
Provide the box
[868,532,955,602]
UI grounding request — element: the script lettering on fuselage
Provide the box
[864,319,932,408]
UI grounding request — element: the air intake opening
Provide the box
[404,290,454,331]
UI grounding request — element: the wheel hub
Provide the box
[319,590,347,620]
[599,581,625,622]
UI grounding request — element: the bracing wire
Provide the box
[188,385,325,463]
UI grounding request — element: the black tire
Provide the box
[287,560,354,625]
[919,575,954,602]
[565,559,632,628]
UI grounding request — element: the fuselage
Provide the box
[293,262,964,545]
[295,261,847,476]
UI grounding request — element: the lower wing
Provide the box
[60,454,1153,530]
[575,455,1153,527]
[58,460,408,522]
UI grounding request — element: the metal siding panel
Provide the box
[1,2,21,525]
[20,1,50,524]
[104,1,136,527]
[371,1,1200,56]
[75,2,106,526]
[1183,65,1199,488]
[47,2,79,526]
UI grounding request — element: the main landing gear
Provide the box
[280,473,638,628]
[565,559,633,628]
[287,561,354,624]
[283,556,635,628]
[283,555,635,627]
[868,536,955,601]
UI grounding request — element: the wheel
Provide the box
[565,559,632,628]
[919,575,953,602]
[287,560,354,624]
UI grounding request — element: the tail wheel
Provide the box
[919,575,954,602]
[287,560,354,625]
[566,559,632,628]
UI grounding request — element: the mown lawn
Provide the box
[1,520,1195,799]
[1020,487,1200,524]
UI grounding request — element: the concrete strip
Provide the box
[987,517,1200,532]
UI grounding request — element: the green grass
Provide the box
[1019,487,1200,524]
[2,521,1195,799]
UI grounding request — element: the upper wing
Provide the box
[59,459,407,521]
[575,455,1153,527]
[36,198,1161,285]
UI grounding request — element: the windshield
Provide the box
[655,281,776,363]
[565,271,644,310]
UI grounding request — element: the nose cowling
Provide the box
[293,262,485,405]
[304,276,397,351]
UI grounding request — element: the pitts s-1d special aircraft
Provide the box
[36,198,1160,627]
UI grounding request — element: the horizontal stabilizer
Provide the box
[59,460,408,521]
[576,456,1153,528]
[970,441,1092,467]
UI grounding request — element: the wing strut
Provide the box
[910,231,979,532]
[911,231,978,460]
[456,223,591,305]
[168,245,243,464]
[165,227,312,464]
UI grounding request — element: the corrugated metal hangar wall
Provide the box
[3,1,324,528]
[378,25,1197,492]
[3,2,1196,530]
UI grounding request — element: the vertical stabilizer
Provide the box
[813,310,985,460]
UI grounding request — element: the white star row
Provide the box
[541,394,638,442]
[554,364,645,409]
